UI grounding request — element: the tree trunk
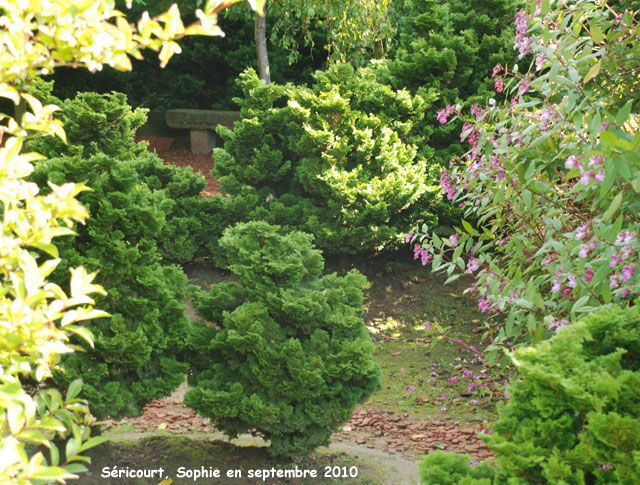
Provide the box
[255,4,271,85]
[373,39,384,59]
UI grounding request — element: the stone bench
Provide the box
[165,109,241,154]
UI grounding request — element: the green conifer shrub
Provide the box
[28,91,228,418]
[380,0,518,165]
[28,89,226,263]
[419,304,640,484]
[419,451,494,485]
[212,65,440,256]
[184,221,381,458]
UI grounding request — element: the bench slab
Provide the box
[165,109,242,154]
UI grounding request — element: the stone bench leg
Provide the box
[190,129,216,154]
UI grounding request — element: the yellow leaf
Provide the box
[583,59,601,84]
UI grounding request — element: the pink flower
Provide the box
[621,265,635,282]
[436,104,455,124]
[595,170,605,182]
[469,399,479,405]
[448,377,458,383]
[622,289,630,297]
[567,274,577,288]
[548,319,569,332]
[463,368,473,378]
[421,249,432,265]
[492,64,503,77]
[565,155,577,169]
[405,232,414,243]
[551,279,562,293]
[425,321,432,330]
[465,259,479,274]
[518,77,530,97]
[615,230,635,246]
[535,53,548,70]
[579,244,589,258]
[449,234,459,248]
[610,274,619,288]
[407,385,417,393]
[585,268,594,282]
[413,244,422,259]
[610,253,622,267]
[575,224,589,240]
[467,382,477,392]
[494,77,504,93]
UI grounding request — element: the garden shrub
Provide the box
[420,304,640,484]
[414,0,640,356]
[184,221,381,458]
[0,0,235,481]
[28,88,226,264]
[213,64,440,256]
[419,451,494,485]
[488,304,640,484]
[379,0,518,165]
[28,91,228,418]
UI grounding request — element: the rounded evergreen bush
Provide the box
[184,221,381,458]
[419,451,494,485]
[213,64,440,256]
[419,304,640,484]
[28,91,228,418]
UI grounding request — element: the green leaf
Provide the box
[572,295,590,313]
[50,442,60,466]
[590,20,604,44]
[78,436,109,453]
[65,379,83,402]
[600,130,618,148]
[516,298,533,309]
[30,467,75,481]
[522,189,532,209]
[18,429,48,445]
[616,100,633,126]
[461,219,479,236]
[603,192,623,221]
[583,59,601,84]
[64,463,88,475]
[589,112,602,138]
[66,438,78,458]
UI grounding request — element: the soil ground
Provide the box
[83,145,505,484]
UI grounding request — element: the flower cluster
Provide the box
[408,1,640,358]
[514,9,532,59]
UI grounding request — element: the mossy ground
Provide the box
[325,254,506,424]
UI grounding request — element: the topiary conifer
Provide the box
[184,221,381,458]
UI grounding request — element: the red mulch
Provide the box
[102,395,493,462]
[137,137,222,197]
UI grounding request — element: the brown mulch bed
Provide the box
[137,136,222,197]
[103,396,493,462]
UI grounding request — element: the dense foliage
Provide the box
[419,451,494,485]
[49,11,324,111]
[421,304,640,484]
[184,221,381,458]
[213,64,440,255]
[378,0,519,165]
[413,0,640,358]
[27,91,224,419]
[0,0,237,481]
